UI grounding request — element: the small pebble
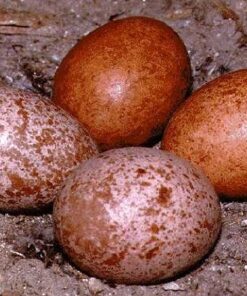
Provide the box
[240,219,247,227]
[162,282,184,291]
[88,278,105,295]
[210,265,224,272]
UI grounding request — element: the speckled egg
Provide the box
[53,16,191,151]
[0,85,98,212]
[161,69,247,199]
[54,147,221,284]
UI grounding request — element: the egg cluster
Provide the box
[1,16,246,285]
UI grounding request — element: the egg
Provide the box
[54,147,221,284]
[0,85,98,212]
[53,16,191,151]
[161,69,247,199]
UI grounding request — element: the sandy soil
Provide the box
[0,0,247,295]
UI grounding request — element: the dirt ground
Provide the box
[0,0,247,295]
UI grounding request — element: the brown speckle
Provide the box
[157,186,172,205]
[140,181,151,186]
[103,250,127,266]
[7,173,25,189]
[201,220,213,231]
[189,243,197,253]
[150,223,159,234]
[136,168,146,177]
[145,246,160,259]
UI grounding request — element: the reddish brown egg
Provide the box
[161,69,247,199]
[0,85,98,212]
[53,16,191,151]
[54,147,221,284]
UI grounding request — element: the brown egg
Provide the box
[0,85,98,212]
[161,69,247,198]
[53,16,191,151]
[54,147,221,284]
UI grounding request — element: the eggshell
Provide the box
[161,69,247,199]
[0,85,98,212]
[53,16,191,151]
[54,147,221,284]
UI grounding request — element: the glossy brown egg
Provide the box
[161,69,247,199]
[0,85,98,212]
[53,16,191,151]
[54,147,221,284]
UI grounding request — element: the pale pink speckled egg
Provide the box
[0,85,98,212]
[54,147,221,284]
